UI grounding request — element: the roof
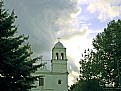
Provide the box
[54,42,65,48]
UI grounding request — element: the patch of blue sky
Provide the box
[76,5,104,39]
[77,3,121,40]
[87,16,121,39]
[78,4,106,29]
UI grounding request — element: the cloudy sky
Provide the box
[5,0,121,86]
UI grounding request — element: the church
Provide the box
[31,41,68,91]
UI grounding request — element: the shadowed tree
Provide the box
[0,2,41,91]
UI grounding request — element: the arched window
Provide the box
[56,53,58,60]
[61,53,64,60]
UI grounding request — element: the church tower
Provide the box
[31,40,68,91]
[51,41,68,73]
[51,41,68,91]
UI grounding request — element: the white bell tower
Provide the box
[31,39,68,91]
[51,41,68,73]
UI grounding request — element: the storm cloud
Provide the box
[5,0,81,56]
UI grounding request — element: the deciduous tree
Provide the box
[93,19,121,87]
[69,19,121,91]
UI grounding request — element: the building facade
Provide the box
[31,41,68,91]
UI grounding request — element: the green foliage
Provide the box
[93,19,121,87]
[80,49,100,80]
[0,2,41,91]
[69,49,104,91]
[69,79,103,91]
[79,19,121,88]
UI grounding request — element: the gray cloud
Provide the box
[5,0,79,56]
[4,0,89,85]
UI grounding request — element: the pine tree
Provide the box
[0,2,41,91]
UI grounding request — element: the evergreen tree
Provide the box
[0,2,41,91]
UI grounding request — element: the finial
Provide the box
[57,37,61,42]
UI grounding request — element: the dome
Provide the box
[54,42,65,48]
